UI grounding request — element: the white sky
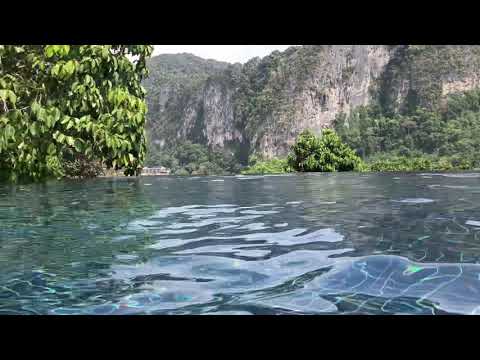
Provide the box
[153,45,295,64]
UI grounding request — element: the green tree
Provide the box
[0,45,153,182]
[287,129,364,172]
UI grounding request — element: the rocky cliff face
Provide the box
[243,45,394,158]
[144,45,480,161]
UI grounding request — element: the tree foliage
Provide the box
[241,155,292,175]
[287,129,364,172]
[145,140,242,176]
[334,89,480,171]
[0,45,153,182]
[366,154,474,172]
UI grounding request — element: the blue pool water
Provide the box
[1,172,480,314]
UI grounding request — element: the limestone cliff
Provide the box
[144,45,480,162]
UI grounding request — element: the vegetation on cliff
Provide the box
[144,45,480,173]
[0,45,153,182]
[144,46,323,160]
[334,88,480,171]
[376,45,480,115]
[144,54,231,146]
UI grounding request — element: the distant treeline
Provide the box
[333,88,480,171]
[145,140,242,176]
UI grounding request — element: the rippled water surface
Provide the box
[2,172,480,315]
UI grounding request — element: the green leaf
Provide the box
[47,143,56,155]
[0,90,16,106]
[5,124,15,139]
[44,114,52,128]
[51,63,61,77]
[51,109,61,125]
[60,45,70,56]
[45,45,70,58]
[80,115,90,124]
[44,46,55,58]
[30,122,38,136]
[31,101,41,115]
[73,139,83,152]
[64,60,76,76]
[7,90,16,106]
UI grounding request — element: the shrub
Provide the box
[287,129,365,172]
[241,157,291,175]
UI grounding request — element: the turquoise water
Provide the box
[1,172,480,314]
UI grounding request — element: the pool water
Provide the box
[1,172,480,314]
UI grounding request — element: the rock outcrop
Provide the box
[144,45,480,162]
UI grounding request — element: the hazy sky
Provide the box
[153,45,295,63]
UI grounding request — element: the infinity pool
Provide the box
[1,172,480,314]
